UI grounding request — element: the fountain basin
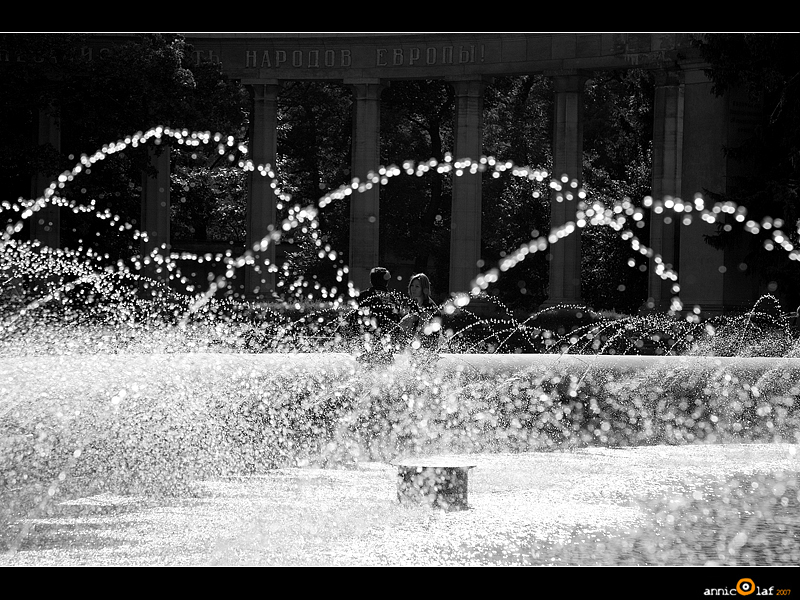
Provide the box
[436,353,800,375]
[2,349,798,524]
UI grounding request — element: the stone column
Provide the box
[140,143,171,293]
[544,71,587,306]
[677,64,728,313]
[647,69,684,310]
[721,84,762,309]
[30,106,61,249]
[346,79,383,291]
[245,81,279,300]
[448,77,487,295]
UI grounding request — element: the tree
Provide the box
[0,33,250,263]
[272,81,353,301]
[580,69,654,314]
[0,34,88,199]
[481,75,553,313]
[380,79,455,295]
[171,164,247,245]
[57,34,247,154]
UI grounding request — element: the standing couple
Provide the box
[354,266,443,362]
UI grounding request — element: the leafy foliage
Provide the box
[580,69,654,313]
[0,34,88,197]
[272,82,354,299]
[380,80,455,293]
[480,76,553,313]
[0,33,250,265]
[171,164,247,244]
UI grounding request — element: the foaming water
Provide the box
[1,127,799,565]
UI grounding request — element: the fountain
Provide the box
[0,127,798,566]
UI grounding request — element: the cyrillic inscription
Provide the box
[245,49,352,68]
[375,45,484,66]
[241,44,486,69]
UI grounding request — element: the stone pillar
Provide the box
[346,79,383,291]
[245,81,279,300]
[140,144,171,291]
[647,69,684,310]
[677,65,728,313]
[30,106,61,249]
[721,85,762,309]
[544,71,587,306]
[448,77,487,295]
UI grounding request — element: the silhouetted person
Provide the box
[353,267,403,365]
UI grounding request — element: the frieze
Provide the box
[1,34,704,77]
[211,44,489,69]
[0,42,488,69]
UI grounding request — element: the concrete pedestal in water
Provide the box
[394,458,477,511]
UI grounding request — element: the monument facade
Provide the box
[31,33,764,313]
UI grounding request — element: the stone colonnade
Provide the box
[236,71,596,300]
[237,74,500,297]
[29,64,754,313]
[212,66,759,310]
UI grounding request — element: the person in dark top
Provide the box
[353,267,403,364]
[356,267,392,308]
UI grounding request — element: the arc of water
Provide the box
[4,125,798,322]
